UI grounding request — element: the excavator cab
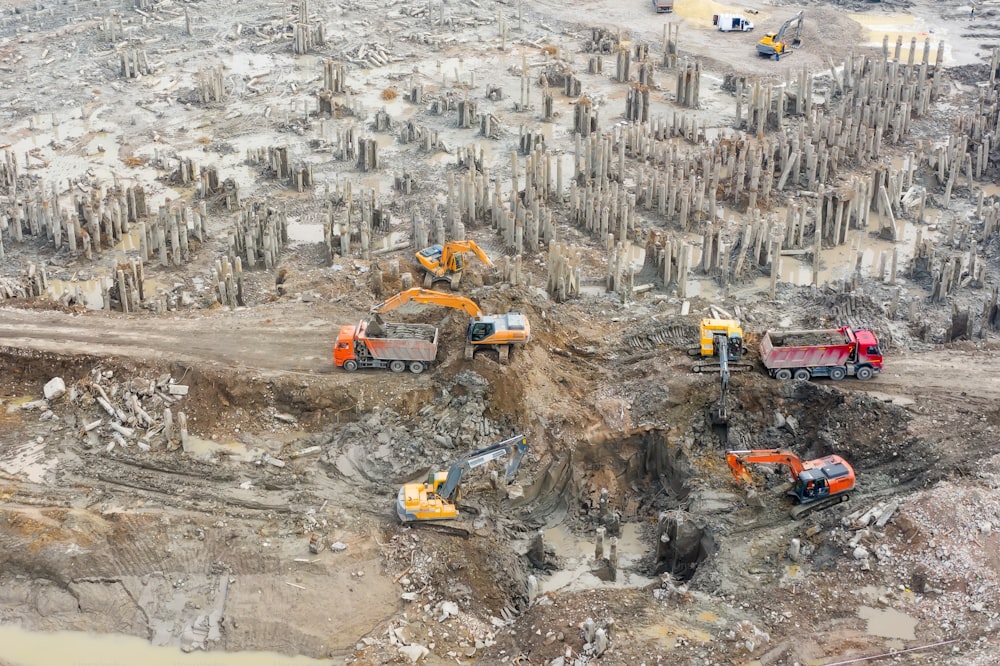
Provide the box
[469,321,494,342]
[791,456,854,504]
[698,318,745,360]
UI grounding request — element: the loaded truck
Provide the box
[760,326,883,381]
[652,0,674,14]
[333,320,438,374]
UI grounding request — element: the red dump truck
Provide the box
[760,326,883,381]
[333,320,438,374]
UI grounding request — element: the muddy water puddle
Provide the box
[0,624,332,666]
[857,605,918,640]
[539,523,654,593]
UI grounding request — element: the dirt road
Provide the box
[0,305,339,376]
[5,307,999,404]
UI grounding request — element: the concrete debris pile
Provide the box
[322,370,512,482]
[0,264,47,301]
[360,532,502,663]
[344,42,395,68]
[837,473,1000,631]
[43,368,190,453]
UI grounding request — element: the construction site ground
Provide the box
[2,0,1000,665]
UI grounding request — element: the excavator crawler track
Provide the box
[790,493,850,520]
[692,361,754,374]
[402,521,472,538]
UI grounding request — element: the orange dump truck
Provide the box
[333,320,438,374]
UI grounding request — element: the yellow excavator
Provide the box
[368,288,530,363]
[689,318,752,373]
[397,434,529,528]
[756,10,803,58]
[415,241,495,289]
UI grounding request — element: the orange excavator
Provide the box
[725,449,855,519]
[415,241,495,289]
[368,288,530,364]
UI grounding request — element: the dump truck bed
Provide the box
[359,322,438,361]
[760,329,853,370]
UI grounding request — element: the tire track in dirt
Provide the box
[851,347,1000,409]
[0,307,336,375]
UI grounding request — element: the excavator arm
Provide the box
[438,434,529,500]
[709,332,731,425]
[725,449,807,485]
[774,11,803,44]
[370,288,484,318]
[440,241,495,272]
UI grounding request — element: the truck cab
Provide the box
[653,0,673,13]
[850,329,884,371]
[333,324,359,367]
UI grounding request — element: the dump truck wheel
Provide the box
[390,360,406,373]
[344,360,359,372]
[409,361,425,374]
[856,366,874,381]
[793,369,811,381]
[829,367,846,381]
[775,369,792,381]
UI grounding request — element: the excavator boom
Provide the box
[441,241,494,270]
[371,288,484,318]
[725,449,808,484]
[438,434,528,500]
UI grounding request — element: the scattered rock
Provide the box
[43,377,66,400]
[438,600,459,622]
[330,541,348,552]
[398,644,430,663]
[788,538,801,562]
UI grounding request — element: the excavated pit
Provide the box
[512,428,717,585]
[654,513,717,581]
